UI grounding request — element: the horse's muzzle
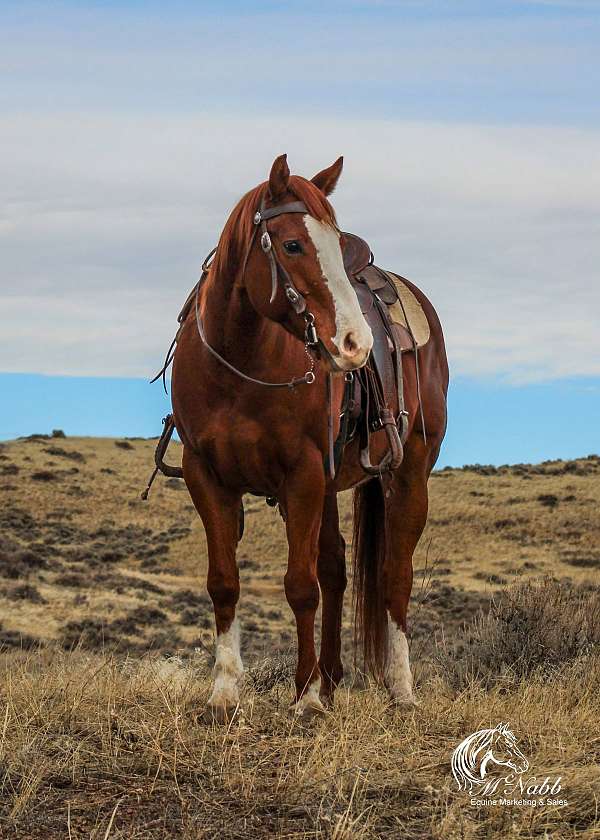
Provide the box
[317,340,370,373]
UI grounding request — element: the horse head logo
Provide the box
[451,723,529,792]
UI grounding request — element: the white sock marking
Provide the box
[208,619,244,708]
[385,615,414,702]
[293,677,325,716]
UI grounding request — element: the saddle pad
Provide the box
[384,271,430,348]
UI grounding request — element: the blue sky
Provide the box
[3,1,599,124]
[2,372,598,469]
[1,1,599,463]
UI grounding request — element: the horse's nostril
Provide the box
[343,332,358,355]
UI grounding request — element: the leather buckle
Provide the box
[304,313,318,346]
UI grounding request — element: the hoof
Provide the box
[292,698,327,721]
[319,692,335,710]
[292,679,327,720]
[202,703,239,725]
[389,693,420,711]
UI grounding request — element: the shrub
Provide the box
[31,470,58,482]
[7,584,47,604]
[245,654,295,694]
[43,446,85,462]
[537,493,559,508]
[442,578,600,688]
[60,618,113,650]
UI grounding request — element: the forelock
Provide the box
[210,175,337,281]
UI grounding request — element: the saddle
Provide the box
[329,232,427,477]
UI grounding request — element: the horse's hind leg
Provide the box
[317,491,346,704]
[383,436,435,706]
[182,449,243,722]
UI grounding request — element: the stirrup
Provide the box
[359,409,404,476]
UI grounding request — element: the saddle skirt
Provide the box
[341,232,430,350]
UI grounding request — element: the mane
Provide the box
[209,176,338,282]
[452,724,523,792]
[451,728,495,790]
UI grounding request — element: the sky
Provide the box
[1,0,599,463]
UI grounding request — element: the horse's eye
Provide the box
[283,240,302,254]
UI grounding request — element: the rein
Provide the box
[193,198,320,389]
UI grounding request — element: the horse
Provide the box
[170,154,448,719]
[451,723,529,791]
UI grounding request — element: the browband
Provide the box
[253,201,308,224]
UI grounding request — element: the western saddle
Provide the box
[329,232,426,477]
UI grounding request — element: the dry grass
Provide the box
[0,436,599,836]
[0,638,599,839]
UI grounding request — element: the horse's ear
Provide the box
[311,156,344,196]
[268,154,290,201]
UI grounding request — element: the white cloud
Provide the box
[1,113,599,381]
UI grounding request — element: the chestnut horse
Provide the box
[171,155,448,719]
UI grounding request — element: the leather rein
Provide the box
[193,198,322,389]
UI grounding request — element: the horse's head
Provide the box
[488,723,529,775]
[241,154,373,372]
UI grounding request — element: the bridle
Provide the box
[147,193,410,490]
[148,195,351,486]
[194,197,324,389]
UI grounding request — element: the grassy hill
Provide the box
[0,435,599,838]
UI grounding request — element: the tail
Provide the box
[352,479,388,679]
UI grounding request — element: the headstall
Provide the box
[194,198,321,389]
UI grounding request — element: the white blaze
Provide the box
[385,615,415,703]
[303,216,373,359]
[208,619,244,708]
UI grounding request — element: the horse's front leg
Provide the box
[182,449,243,722]
[282,452,326,717]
